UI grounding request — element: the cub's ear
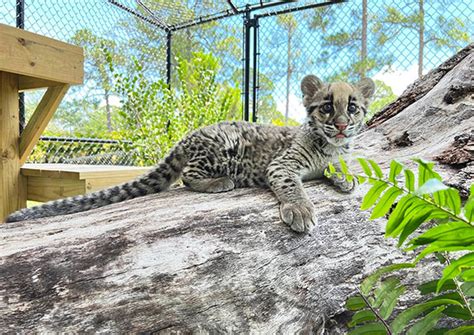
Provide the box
[301,75,323,107]
[301,75,323,97]
[355,77,376,99]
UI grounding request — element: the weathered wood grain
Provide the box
[0,23,83,86]
[367,43,473,128]
[0,47,472,333]
[0,72,25,222]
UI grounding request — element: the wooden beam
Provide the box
[0,72,23,221]
[19,75,62,91]
[19,85,70,165]
[0,23,83,85]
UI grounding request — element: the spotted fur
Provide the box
[6,75,375,232]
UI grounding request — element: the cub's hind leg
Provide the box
[183,176,235,193]
[182,162,234,193]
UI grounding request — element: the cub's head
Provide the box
[301,75,375,147]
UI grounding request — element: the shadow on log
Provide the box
[1,45,472,333]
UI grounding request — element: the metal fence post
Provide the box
[16,0,25,133]
[166,30,172,86]
[243,7,260,122]
[243,7,251,121]
[252,16,259,122]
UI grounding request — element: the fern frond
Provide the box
[390,299,463,335]
[337,157,474,334]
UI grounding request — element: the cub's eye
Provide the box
[321,103,333,113]
[348,104,357,114]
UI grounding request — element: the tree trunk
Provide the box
[105,88,112,132]
[285,28,293,124]
[418,0,425,78]
[361,0,368,78]
[0,48,472,333]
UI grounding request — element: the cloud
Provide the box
[276,93,306,123]
[373,64,419,95]
[99,95,122,108]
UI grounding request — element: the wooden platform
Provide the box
[21,164,152,203]
[0,24,84,221]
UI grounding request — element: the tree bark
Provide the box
[0,48,472,333]
[367,43,473,128]
[361,0,368,78]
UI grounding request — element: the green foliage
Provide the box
[327,158,473,334]
[110,52,241,166]
[367,80,398,121]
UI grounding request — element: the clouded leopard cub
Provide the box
[7,75,375,232]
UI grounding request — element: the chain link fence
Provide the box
[0,1,472,165]
[28,137,136,165]
[257,0,473,123]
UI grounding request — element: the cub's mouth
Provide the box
[335,133,347,139]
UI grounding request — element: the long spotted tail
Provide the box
[5,147,187,223]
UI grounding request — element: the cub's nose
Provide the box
[335,123,348,131]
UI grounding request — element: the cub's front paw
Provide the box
[332,176,357,193]
[280,201,318,233]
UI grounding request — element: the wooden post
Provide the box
[0,24,83,221]
[0,72,25,221]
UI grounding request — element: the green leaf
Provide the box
[361,181,389,210]
[437,252,474,292]
[443,305,473,320]
[445,188,462,215]
[339,156,349,174]
[348,322,387,335]
[414,158,441,187]
[416,179,449,196]
[427,329,450,335]
[358,158,373,177]
[373,277,400,308]
[414,245,474,262]
[370,187,403,219]
[346,296,367,311]
[358,175,368,185]
[409,221,474,246]
[389,160,403,185]
[404,169,415,192]
[433,189,446,208]
[369,159,383,178]
[427,291,463,304]
[464,196,474,223]
[348,309,377,327]
[397,208,434,246]
[391,299,463,335]
[460,268,474,281]
[418,279,456,295]
[385,195,416,236]
[461,281,474,297]
[406,306,445,335]
[379,284,405,319]
[444,325,474,334]
[435,252,448,264]
[360,263,414,295]
[386,198,428,238]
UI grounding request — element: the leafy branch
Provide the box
[327,157,474,334]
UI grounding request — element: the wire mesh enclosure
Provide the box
[27,137,136,165]
[1,0,472,166]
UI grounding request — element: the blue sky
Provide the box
[1,0,472,122]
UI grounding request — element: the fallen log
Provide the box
[0,47,472,333]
